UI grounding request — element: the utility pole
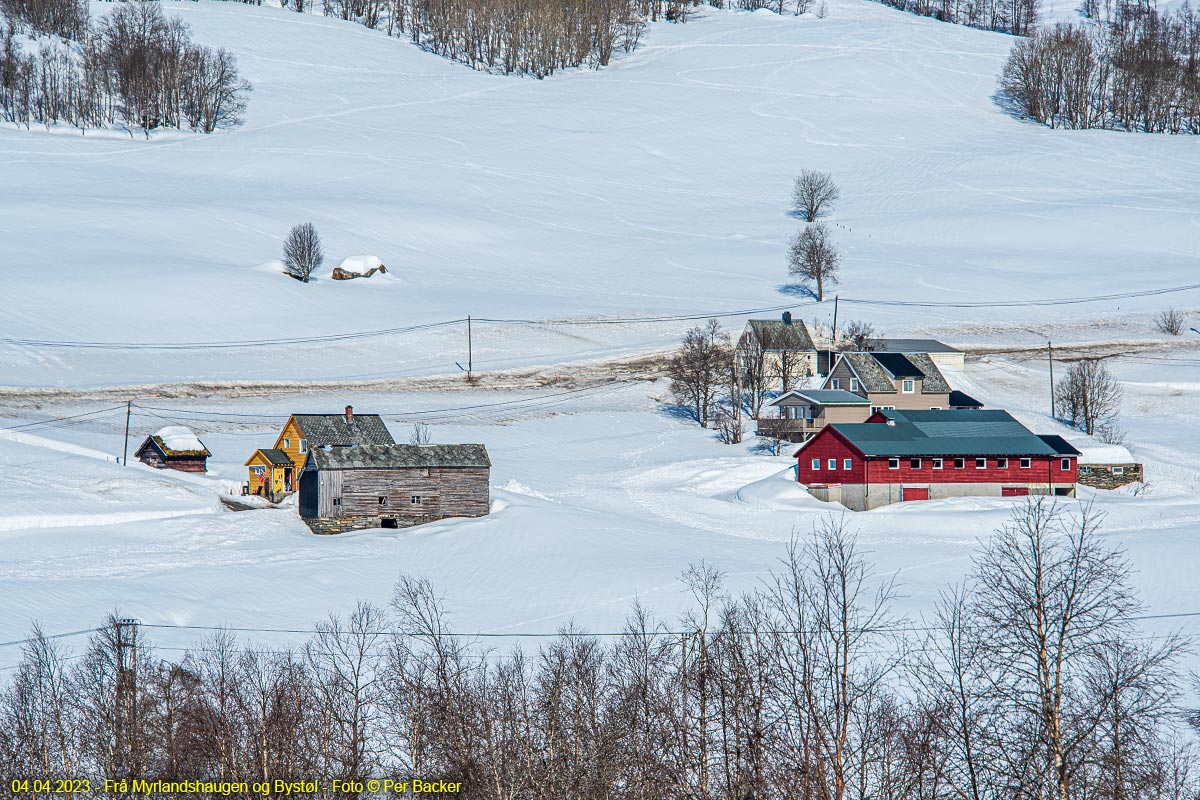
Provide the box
[467,315,473,382]
[1048,341,1055,419]
[114,617,140,792]
[831,295,839,347]
[122,400,131,466]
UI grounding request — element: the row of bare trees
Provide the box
[1,502,1196,798]
[0,0,250,135]
[1001,3,1200,134]
[874,0,1039,34]
[0,0,86,39]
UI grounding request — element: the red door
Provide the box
[902,487,929,501]
[1002,487,1029,497]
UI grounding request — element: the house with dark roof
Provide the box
[793,409,1079,510]
[867,338,965,370]
[756,389,871,442]
[135,426,211,473]
[822,352,951,412]
[737,313,821,389]
[299,443,491,534]
[245,406,396,502]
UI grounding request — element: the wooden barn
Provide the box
[135,426,211,473]
[298,443,491,534]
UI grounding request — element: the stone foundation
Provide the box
[303,513,448,535]
[807,482,1077,512]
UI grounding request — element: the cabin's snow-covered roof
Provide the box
[152,426,210,456]
[1077,444,1136,464]
[336,255,384,271]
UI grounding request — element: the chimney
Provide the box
[344,405,354,423]
[781,311,792,326]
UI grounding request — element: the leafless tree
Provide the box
[667,320,731,428]
[788,222,841,302]
[713,408,745,444]
[1154,308,1185,336]
[971,499,1141,800]
[767,515,901,800]
[792,170,840,222]
[409,423,431,445]
[1055,358,1122,435]
[283,223,324,283]
[839,320,876,352]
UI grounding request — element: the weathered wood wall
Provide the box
[306,466,490,523]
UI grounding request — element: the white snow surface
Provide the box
[154,425,207,453]
[1076,443,1136,464]
[1,0,1199,388]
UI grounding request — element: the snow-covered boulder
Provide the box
[331,255,388,280]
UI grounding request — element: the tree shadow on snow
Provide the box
[658,403,699,425]
[777,283,817,301]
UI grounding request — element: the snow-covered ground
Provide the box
[1,356,1198,674]
[1,0,1198,388]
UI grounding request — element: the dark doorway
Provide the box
[380,518,398,529]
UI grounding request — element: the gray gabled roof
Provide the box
[835,352,897,393]
[256,448,292,466]
[769,389,870,407]
[291,414,395,447]
[745,319,816,352]
[902,353,951,393]
[870,338,962,354]
[808,410,1067,457]
[305,443,490,471]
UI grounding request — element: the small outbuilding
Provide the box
[1077,444,1144,489]
[246,448,294,501]
[135,426,211,473]
[299,443,491,534]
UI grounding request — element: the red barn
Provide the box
[793,409,1079,510]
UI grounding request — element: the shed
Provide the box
[134,426,211,473]
[299,443,491,534]
[1076,444,1144,489]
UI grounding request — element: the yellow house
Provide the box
[245,449,293,500]
[246,406,395,501]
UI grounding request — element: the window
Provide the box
[299,439,308,454]
[888,458,900,469]
[976,458,986,469]
[954,458,965,469]
[830,379,841,389]
[282,438,290,449]
[932,458,943,469]
[1061,458,1072,471]
[1112,466,1124,475]
[997,458,1008,469]
[1020,458,1031,469]
[850,378,859,392]
[812,459,821,470]
[902,379,915,393]
[843,458,852,470]
[1081,466,1093,475]
[332,497,341,506]
[828,459,837,470]
[378,496,388,506]
[929,406,941,411]
[411,495,422,504]
[910,458,921,469]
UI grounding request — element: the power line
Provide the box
[5,282,1198,351]
[0,405,126,434]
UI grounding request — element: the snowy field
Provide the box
[2,356,1198,674]
[1,0,1199,388]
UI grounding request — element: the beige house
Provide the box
[823,352,951,412]
[756,389,871,442]
[737,314,820,391]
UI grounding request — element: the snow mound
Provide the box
[253,260,288,275]
[733,468,841,510]
[155,426,206,453]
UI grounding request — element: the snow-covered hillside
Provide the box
[2,0,1197,388]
